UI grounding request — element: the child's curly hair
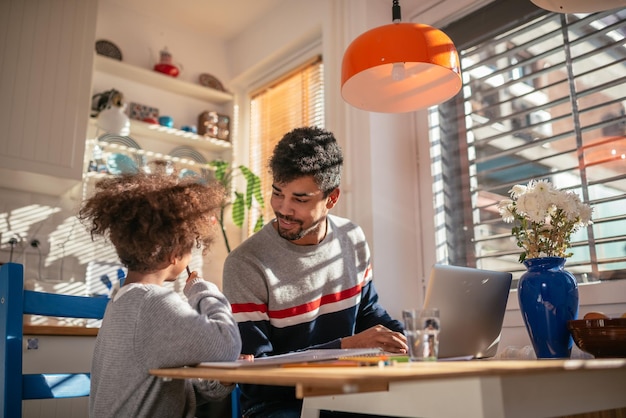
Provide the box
[78,170,225,273]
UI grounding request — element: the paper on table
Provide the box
[200,348,385,368]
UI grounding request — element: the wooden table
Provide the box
[150,358,626,418]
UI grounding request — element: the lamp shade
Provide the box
[341,22,462,113]
[530,0,626,13]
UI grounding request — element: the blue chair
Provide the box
[231,384,242,418]
[0,262,108,417]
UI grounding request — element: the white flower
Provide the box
[559,192,581,222]
[509,184,527,199]
[577,203,594,225]
[497,199,515,223]
[530,179,553,193]
[499,179,593,262]
[517,193,550,223]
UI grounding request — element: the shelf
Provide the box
[130,119,232,150]
[94,54,233,104]
[84,139,218,179]
[89,118,231,152]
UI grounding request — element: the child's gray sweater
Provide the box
[89,278,241,418]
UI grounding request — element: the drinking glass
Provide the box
[402,308,440,361]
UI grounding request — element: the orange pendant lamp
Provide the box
[341,0,462,113]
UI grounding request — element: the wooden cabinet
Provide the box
[0,0,98,196]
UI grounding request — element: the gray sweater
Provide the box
[89,278,241,418]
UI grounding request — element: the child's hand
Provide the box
[221,355,254,386]
[186,270,199,283]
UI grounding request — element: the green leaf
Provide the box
[232,192,245,228]
[209,160,229,183]
[252,176,264,208]
[239,165,264,209]
[253,216,264,232]
[209,160,265,252]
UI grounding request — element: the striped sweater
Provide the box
[223,214,403,412]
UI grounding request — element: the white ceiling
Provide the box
[101,0,431,40]
[100,0,285,40]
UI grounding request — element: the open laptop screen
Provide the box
[422,264,512,359]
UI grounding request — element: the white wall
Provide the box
[95,2,230,88]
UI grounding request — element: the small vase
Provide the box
[97,104,130,136]
[518,256,579,359]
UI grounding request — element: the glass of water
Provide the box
[402,308,440,361]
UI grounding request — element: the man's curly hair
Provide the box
[78,170,224,273]
[269,126,343,196]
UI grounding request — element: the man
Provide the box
[223,126,407,418]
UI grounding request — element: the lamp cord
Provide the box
[392,0,401,22]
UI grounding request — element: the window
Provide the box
[430,3,626,286]
[248,57,325,233]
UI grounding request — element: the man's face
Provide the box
[270,176,339,245]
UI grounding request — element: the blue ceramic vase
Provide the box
[518,257,579,358]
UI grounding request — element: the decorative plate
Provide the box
[106,153,139,175]
[95,40,122,61]
[98,134,146,168]
[168,146,207,163]
[98,134,141,150]
[199,73,225,91]
[179,168,208,185]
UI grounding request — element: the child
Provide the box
[79,169,241,418]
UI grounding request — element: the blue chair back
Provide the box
[0,262,108,417]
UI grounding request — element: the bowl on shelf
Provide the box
[567,317,626,358]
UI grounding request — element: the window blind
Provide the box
[248,57,325,234]
[431,6,626,285]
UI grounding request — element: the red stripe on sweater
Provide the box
[231,264,372,319]
[364,264,371,281]
[231,302,268,314]
[269,282,363,320]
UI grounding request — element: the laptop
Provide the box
[422,264,512,359]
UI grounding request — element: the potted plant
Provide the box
[208,160,265,253]
[497,179,593,358]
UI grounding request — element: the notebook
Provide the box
[422,264,512,359]
[199,348,385,368]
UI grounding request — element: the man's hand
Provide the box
[340,325,408,353]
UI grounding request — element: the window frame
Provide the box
[230,38,324,243]
[430,2,626,291]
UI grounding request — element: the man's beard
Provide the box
[276,214,324,241]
